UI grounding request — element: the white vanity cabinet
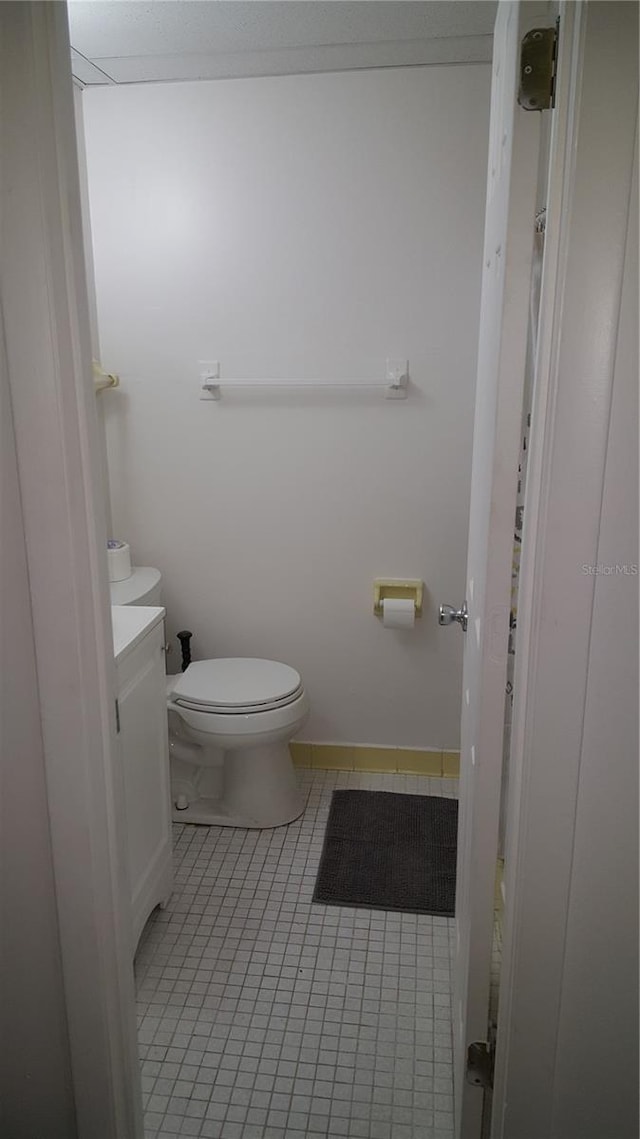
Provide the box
[112,605,173,952]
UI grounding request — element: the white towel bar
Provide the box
[201,368,408,402]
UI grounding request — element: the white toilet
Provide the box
[111,566,308,828]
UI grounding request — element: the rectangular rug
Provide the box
[313,790,458,916]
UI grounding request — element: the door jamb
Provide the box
[0,4,142,1135]
[492,1,638,1132]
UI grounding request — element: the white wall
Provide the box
[83,64,490,747]
[74,85,113,535]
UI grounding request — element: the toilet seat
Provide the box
[169,658,303,715]
[167,657,309,827]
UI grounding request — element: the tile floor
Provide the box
[136,770,459,1139]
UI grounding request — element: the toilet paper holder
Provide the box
[373,579,423,618]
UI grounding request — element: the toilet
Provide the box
[111,566,308,828]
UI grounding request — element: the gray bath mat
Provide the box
[313,790,458,916]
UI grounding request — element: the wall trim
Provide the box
[291,742,460,777]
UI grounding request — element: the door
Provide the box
[441,3,549,1134]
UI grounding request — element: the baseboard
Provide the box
[289,742,460,778]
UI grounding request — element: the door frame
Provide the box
[0,4,142,1136]
[1,2,635,1137]
[492,1,638,1135]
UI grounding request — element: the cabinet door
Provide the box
[117,624,172,945]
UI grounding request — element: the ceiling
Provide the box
[68,1,497,86]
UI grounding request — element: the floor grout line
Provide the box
[136,770,459,1139]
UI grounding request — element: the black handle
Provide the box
[176,630,192,672]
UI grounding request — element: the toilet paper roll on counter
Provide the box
[107,540,132,582]
[381,597,416,629]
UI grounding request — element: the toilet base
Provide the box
[170,740,306,828]
[171,792,304,828]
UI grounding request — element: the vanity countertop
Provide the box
[112,605,165,664]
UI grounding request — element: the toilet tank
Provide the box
[109,566,162,607]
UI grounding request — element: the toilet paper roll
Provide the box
[107,540,132,583]
[381,597,415,629]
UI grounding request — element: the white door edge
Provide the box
[454,2,549,1133]
[491,5,583,1125]
[0,5,142,1136]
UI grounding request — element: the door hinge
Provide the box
[115,698,120,734]
[466,1037,495,1090]
[518,23,558,111]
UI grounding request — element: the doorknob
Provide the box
[439,601,468,632]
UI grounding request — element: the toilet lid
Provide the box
[169,658,303,712]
